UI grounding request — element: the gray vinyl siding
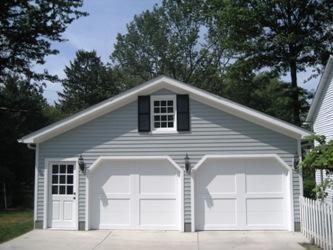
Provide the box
[313,72,333,204]
[37,90,300,225]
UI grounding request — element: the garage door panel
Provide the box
[197,164,237,194]
[99,198,131,227]
[102,175,131,194]
[139,199,178,227]
[245,164,286,194]
[139,174,177,194]
[246,198,285,226]
[93,169,131,194]
[197,198,237,229]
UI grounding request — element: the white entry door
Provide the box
[48,163,77,229]
[89,159,180,230]
[195,158,290,230]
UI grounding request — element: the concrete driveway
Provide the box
[0,230,312,250]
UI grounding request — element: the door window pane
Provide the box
[52,165,59,174]
[67,186,73,195]
[67,165,74,174]
[59,175,66,184]
[59,186,66,194]
[52,175,58,184]
[67,175,73,184]
[52,186,58,195]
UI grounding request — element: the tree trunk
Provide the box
[3,182,7,209]
[290,60,301,125]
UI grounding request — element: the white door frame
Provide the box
[44,157,79,230]
[191,154,294,232]
[85,155,184,231]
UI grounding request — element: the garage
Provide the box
[88,156,183,230]
[193,155,292,231]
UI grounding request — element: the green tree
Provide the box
[222,61,311,123]
[111,0,227,90]
[59,50,119,113]
[0,75,50,207]
[206,0,333,125]
[0,0,87,83]
[301,135,333,200]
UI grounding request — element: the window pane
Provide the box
[60,165,66,173]
[167,107,173,113]
[67,165,74,174]
[67,186,73,195]
[67,175,73,184]
[161,107,166,113]
[167,100,173,106]
[168,115,173,121]
[161,101,166,106]
[59,186,66,194]
[52,165,58,174]
[154,122,160,128]
[161,122,167,128]
[161,115,167,121]
[154,115,160,121]
[154,101,159,106]
[168,122,173,127]
[52,175,58,184]
[52,186,58,195]
[59,175,66,184]
[154,107,160,113]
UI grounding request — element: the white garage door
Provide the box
[89,159,181,230]
[195,157,290,230]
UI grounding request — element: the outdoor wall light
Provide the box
[78,155,86,174]
[184,153,191,174]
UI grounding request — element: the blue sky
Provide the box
[40,0,320,104]
[40,0,161,104]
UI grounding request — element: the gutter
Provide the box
[27,143,36,150]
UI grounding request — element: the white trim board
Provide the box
[192,154,293,172]
[306,55,333,123]
[190,154,294,232]
[34,144,39,223]
[19,76,310,144]
[88,155,183,173]
[86,155,184,232]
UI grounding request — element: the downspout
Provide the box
[297,139,303,197]
[26,143,38,228]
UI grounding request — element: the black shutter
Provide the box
[177,94,190,131]
[138,96,150,132]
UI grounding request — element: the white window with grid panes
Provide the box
[151,95,177,132]
[51,164,74,195]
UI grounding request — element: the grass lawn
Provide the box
[0,210,33,244]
